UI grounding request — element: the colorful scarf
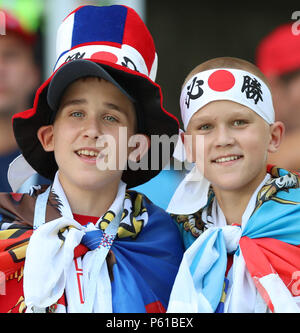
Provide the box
[0,173,183,313]
[167,166,300,313]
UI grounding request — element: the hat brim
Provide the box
[47,60,135,114]
[12,59,179,188]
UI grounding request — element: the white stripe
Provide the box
[56,12,74,61]
[180,68,275,130]
[149,52,158,81]
[54,44,149,78]
[258,273,300,313]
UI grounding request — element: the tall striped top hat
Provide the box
[12,5,179,188]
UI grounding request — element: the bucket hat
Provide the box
[12,5,179,188]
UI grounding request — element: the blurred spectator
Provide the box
[0,8,46,191]
[256,23,300,172]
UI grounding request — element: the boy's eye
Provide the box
[103,115,118,122]
[198,124,212,131]
[71,111,84,118]
[233,119,247,126]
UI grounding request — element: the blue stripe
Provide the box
[190,230,218,276]
[53,49,69,72]
[190,229,227,310]
[72,5,127,48]
[215,277,229,313]
[81,229,103,250]
[243,189,300,245]
[110,200,184,312]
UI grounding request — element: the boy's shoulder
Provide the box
[0,185,61,228]
[0,186,182,243]
[256,167,300,208]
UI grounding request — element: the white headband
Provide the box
[168,68,275,215]
[180,68,275,130]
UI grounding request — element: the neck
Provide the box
[214,190,251,225]
[213,173,267,225]
[58,174,122,218]
[0,116,18,154]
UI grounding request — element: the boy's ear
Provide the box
[37,125,55,152]
[268,121,285,153]
[128,134,150,163]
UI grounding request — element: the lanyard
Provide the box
[33,186,51,229]
[32,185,122,312]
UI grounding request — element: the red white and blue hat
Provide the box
[12,5,179,188]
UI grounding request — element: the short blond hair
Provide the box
[183,57,271,90]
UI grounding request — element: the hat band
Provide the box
[54,44,157,81]
[180,68,275,130]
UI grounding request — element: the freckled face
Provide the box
[45,77,137,191]
[185,100,272,194]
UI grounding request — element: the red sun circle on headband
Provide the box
[91,51,118,63]
[208,70,235,92]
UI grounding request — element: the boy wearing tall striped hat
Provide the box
[0,5,183,313]
[167,57,300,313]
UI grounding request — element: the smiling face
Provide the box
[185,100,283,196]
[37,77,137,191]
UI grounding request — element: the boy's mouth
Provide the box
[212,155,243,164]
[76,149,99,157]
[75,148,102,162]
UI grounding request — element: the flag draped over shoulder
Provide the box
[0,185,183,313]
[168,166,300,313]
[240,167,300,312]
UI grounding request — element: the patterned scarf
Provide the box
[168,166,300,312]
[0,173,183,313]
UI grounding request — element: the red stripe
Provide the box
[266,164,275,174]
[0,273,25,313]
[73,213,98,225]
[68,41,122,51]
[122,6,155,73]
[0,230,33,277]
[225,254,233,276]
[145,300,166,313]
[252,277,275,312]
[240,236,300,295]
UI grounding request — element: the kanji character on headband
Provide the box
[167,57,300,313]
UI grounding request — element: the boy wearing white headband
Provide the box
[167,57,300,313]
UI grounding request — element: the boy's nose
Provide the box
[214,126,235,147]
[82,118,102,139]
